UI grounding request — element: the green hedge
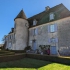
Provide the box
[0,52,70,65]
[26,54,70,65]
[0,53,26,63]
[8,50,25,53]
[0,50,15,55]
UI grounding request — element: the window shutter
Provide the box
[48,38,51,43]
[48,25,50,32]
[35,28,38,35]
[56,38,58,42]
[30,41,32,43]
[54,24,57,32]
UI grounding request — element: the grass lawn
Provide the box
[0,58,69,70]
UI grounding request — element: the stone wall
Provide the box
[29,17,70,55]
[57,17,70,55]
[5,33,15,50]
[15,18,29,50]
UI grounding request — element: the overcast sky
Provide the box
[0,0,70,43]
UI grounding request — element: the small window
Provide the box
[33,28,38,36]
[35,28,38,35]
[51,38,55,43]
[50,38,58,43]
[50,24,55,32]
[33,19,37,25]
[49,13,54,20]
[30,41,32,43]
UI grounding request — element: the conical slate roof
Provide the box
[14,10,27,20]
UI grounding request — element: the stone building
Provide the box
[4,4,70,55]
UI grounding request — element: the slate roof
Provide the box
[14,10,27,20]
[27,3,70,27]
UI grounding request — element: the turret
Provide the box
[14,10,29,50]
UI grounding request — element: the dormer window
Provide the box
[49,13,54,20]
[33,19,37,26]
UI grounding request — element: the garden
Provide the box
[0,50,69,70]
[0,58,70,70]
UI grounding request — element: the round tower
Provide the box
[14,10,29,50]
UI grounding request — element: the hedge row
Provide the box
[0,53,26,63]
[0,53,70,65]
[8,50,25,53]
[26,54,70,65]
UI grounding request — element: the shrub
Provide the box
[6,50,25,53]
[26,54,70,65]
[24,46,31,52]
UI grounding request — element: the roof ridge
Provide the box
[28,3,63,20]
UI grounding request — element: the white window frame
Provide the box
[33,19,37,25]
[33,28,38,36]
[49,13,54,20]
[50,24,55,32]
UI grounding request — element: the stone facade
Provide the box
[57,17,70,55]
[4,4,70,56]
[5,33,15,50]
[29,17,70,55]
[15,18,29,50]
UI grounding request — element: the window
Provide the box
[33,19,37,25]
[49,13,54,20]
[33,28,38,36]
[35,28,38,35]
[48,38,58,43]
[30,41,32,43]
[50,24,55,32]
[48,24,57,33]
[51,38,55,43]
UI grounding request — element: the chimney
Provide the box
[45,6,50,11]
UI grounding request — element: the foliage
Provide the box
[26,54,70,65]
[24,46,31,51]
[39,45,50,50]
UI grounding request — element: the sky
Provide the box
[0,0,70,44]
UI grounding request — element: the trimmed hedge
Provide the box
[8,50,25,53]
[0,53,70,65]
[0,53,26,63]
[26,54,70,65]
[0,50,15,56]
